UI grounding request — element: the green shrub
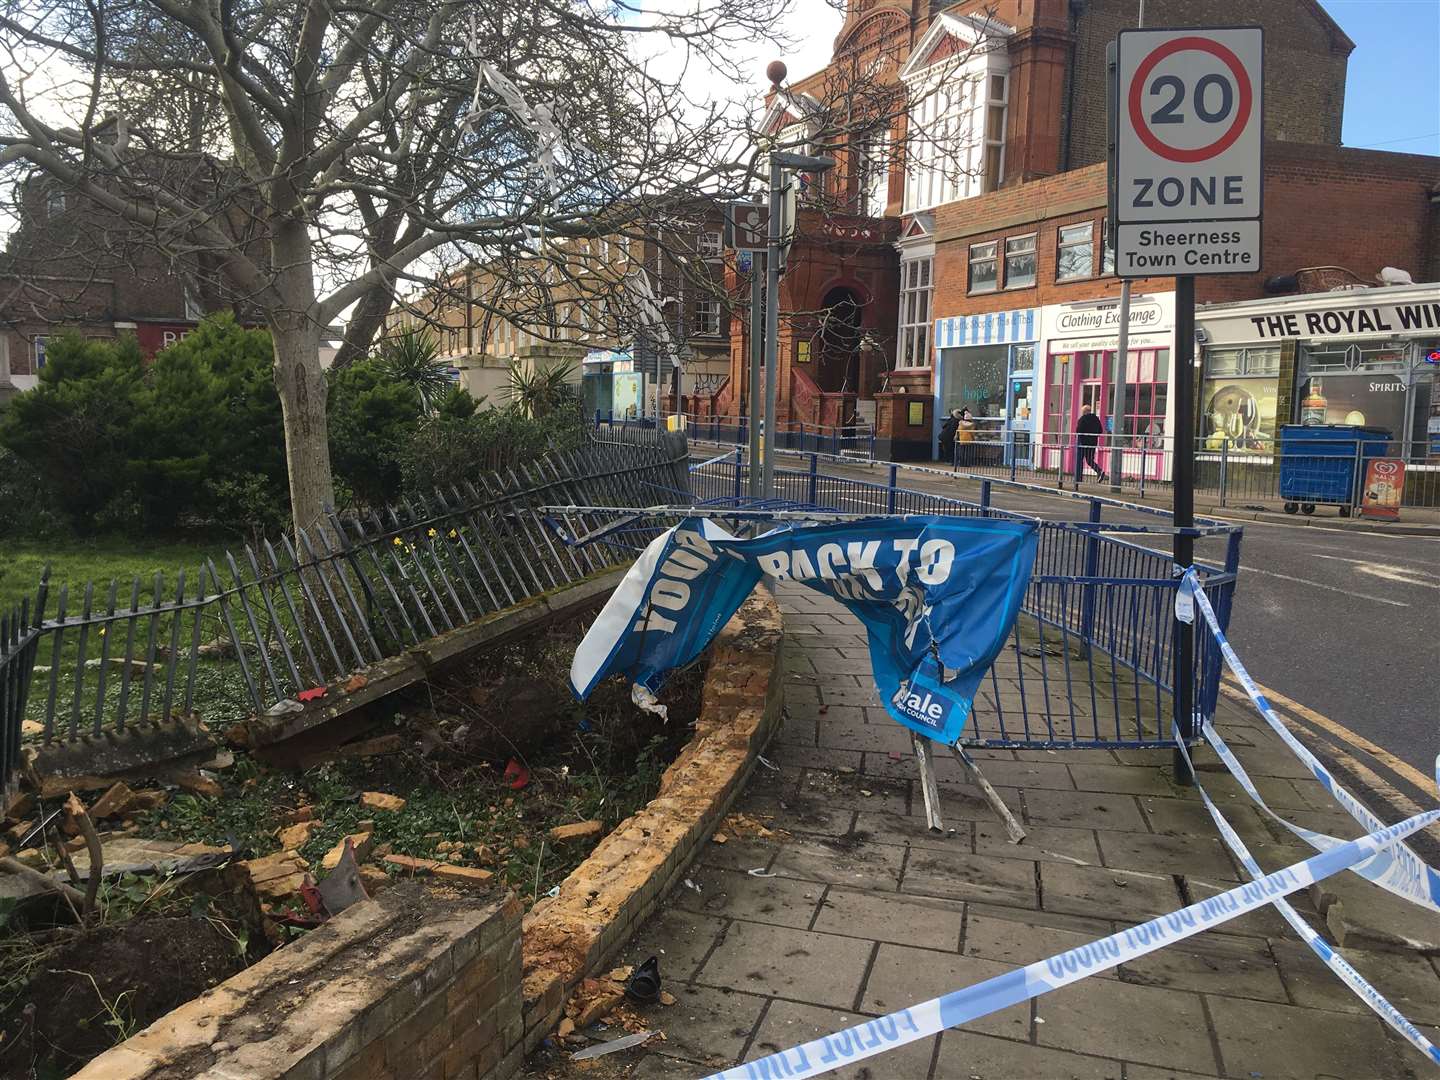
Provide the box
[0,333,147,531]
[0,317,289,534]
[130,315,287,528]
[400,403,586,494]
[327,359,423,508]
[0,446,68,539]
[435,386,480,419]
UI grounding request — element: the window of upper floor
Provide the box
[1056,222,1094,282]
[899,13,1012,215]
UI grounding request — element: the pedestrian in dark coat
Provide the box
[1074,405,1107,484]
[939,409,962,465]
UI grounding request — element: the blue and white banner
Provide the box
[935,308,1037,349]
[571,516,1038,743]
[571,518,761,719]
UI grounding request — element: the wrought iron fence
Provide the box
[596,413,877,461]
[689,451,1242,750]
[0,431,689,788]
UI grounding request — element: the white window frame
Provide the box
[1100,218,1116,276]
[1056,222,1094,282]
[981,73,1007,194]
[857,129,890,217]
[896,254,934,370]
[902,52,1009,214]
[693,298,722,337]
[698,230,723,260]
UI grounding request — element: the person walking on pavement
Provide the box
[939,408,962,466]
[1074,404,1107,485]
[956,407,977,467]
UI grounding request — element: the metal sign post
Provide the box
[726,201,770,497]
[1112,26,1263,783]
[762,152,834,499]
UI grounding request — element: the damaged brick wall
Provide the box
[519,587,785,1048]
[74,885,525,1080]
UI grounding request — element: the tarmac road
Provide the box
[1203,518,1439,775]
[949,480,1440,776]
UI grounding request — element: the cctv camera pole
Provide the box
[762,155,783,500]
[763,150,836,499]
[748,227,764,498]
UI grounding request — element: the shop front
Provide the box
[933,307,1038,465]
[1037,293,1176,480]
[1196,284,1440,462]
[582,349,644,420]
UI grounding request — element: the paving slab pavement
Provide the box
[526,585,1440,1080]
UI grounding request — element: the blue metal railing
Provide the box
[595,412,877,461]
[687,450,1242,751]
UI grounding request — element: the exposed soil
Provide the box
[0,610,705,1078]
[0,915,251,1080]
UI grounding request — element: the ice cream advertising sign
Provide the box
[1360,459,1405,520]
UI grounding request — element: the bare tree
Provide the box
[0,0,786,531]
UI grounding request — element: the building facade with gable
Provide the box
[709,0,1440,462]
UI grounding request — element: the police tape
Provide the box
[701,809,1440,1080]
[1173,730,1440,1065]
[1180,570,1440,915]
[689,449,741,473]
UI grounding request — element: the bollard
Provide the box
[1219,436,1229,507]
[886,464,898,513]
[980,479,992,517]
[808,453,819,504]
[733,447,743,501]
[1079,498,1101,654]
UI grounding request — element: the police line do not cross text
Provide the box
[1112,27,1263,277]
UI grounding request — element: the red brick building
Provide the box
[0,172,260,400]
[709,0,1440,461]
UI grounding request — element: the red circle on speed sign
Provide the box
[1128,36,1253,164]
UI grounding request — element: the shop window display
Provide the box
[1201,345,1280,453]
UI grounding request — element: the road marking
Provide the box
[1238,566,1409,607]
[1220,675,1435,797]
[1311,554,1440,590]
[1227,518,1440,542]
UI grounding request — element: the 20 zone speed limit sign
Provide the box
[1112,27,1262,277]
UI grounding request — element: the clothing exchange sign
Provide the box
[1043,293,1176,354]
[1200,296,1440,345]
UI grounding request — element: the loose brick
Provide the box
[547,820,603,843]
[361,791,407,813]
[383,853,441,875]
[432,863,495,886]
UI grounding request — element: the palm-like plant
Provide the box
[377,328,452,411]
[506,360,579,419]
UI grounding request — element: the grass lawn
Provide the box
[1,535,256,736]
[0,536,228,617]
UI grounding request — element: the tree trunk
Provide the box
[272,319,334,536]
[269,219,336,537]
[331,281,392,369]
